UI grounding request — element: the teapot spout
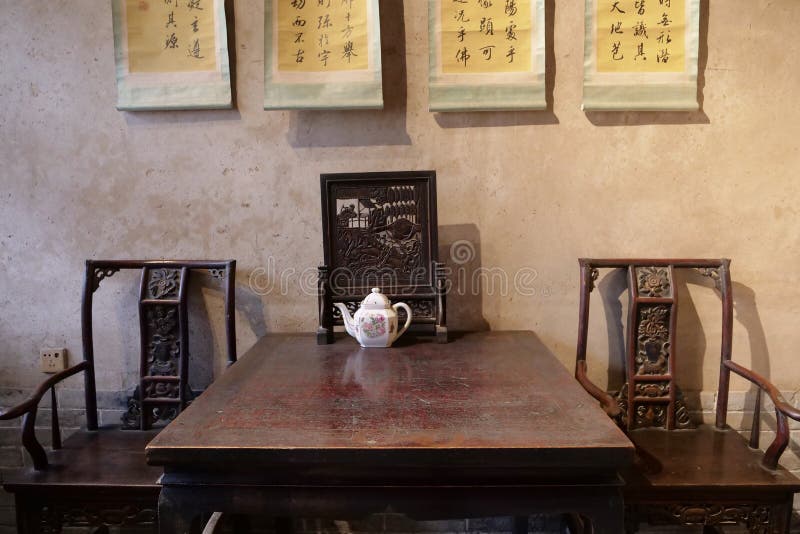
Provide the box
[334,303,357,338]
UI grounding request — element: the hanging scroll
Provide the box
[111,0,232,110]
[583,0,700,111]
[428,0,546,112]
[264,0,383,110]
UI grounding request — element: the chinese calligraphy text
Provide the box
[277,0,369,72]
[596,0,685,73]
[440,0,533,74]
[126,0,217,73]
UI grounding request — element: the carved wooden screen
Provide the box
[317,171,446,344]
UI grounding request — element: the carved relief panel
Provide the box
[332,185,428,286]
[636,266,672,297]
[632,503,772,532]
[318,172,446,344]
[635,305,671,376]
[123,267,188,430]
[331,184,430,290]
[620,265,692,430]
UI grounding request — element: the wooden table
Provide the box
[147,331,633,534]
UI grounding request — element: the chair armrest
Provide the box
[0,362,88,420]
[0,361,88,470]
[724,360,800,420]
[575,360,622,420]
[724,359,799,469]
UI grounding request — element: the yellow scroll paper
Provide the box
[429,0,546,111]
[276,0,369,72]
[596,0,685,73]
[583,0,699,110]
[126,0,217,73]
[112,0,232,110]
[265,0,383,109]
[440,0,532,74]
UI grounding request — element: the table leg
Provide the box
[14,496,43,534]
[513,515,528,534]
[275,516,294,534]
[155,482,626,534]
[159,487,202,534]
[572,490,625,534]
[767,496,793,534]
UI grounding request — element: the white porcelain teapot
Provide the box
[335,288,413,348]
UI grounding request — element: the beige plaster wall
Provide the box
[1,0,799,410]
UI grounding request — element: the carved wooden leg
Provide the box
[512,515,528,534]
[622,506,638,534]
[561,513,588,534]
[14,496,43,534]
[230,514,251,534]
[316,267,334,345]
[435,326,448,344]
[574,491,624,534]
[764,498,793,534]
[275,516,294,534]
[316,327,334,345]
[159,488,201,534]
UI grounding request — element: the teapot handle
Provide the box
[392,302,413,342]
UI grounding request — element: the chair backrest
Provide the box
[82,260,236,431]
[316,171,447,343]
[576,258,733,432]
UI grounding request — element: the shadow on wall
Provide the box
[438,224,490,333]
[596,267,627,393]
[287,0,412,147]
[187,270,268,390]
[91,268,267,400]
[594,269,711,394]
[435,0,559,129]
[107,271,144,392]
[585,0,710,126]
[729,281,800,464]
[597,268,764,409]
[594,268,709,394]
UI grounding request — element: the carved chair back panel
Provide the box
[84,260,236,431]
[577,259,732,432]
[622,265,692,431]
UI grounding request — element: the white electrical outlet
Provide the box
[40,348,67,373]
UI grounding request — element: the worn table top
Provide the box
[147,332,632,484]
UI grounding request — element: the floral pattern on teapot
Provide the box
[335,288,411,348]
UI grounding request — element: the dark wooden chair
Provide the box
[316,171,447,344]
[573,258,800,533]
[1,259,236,533]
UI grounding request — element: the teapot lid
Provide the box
[361,288,391,310]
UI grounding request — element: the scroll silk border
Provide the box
[428,0,546,112]
[582,0,700,111]
[111,0,232,111]
[263,0,383,110]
